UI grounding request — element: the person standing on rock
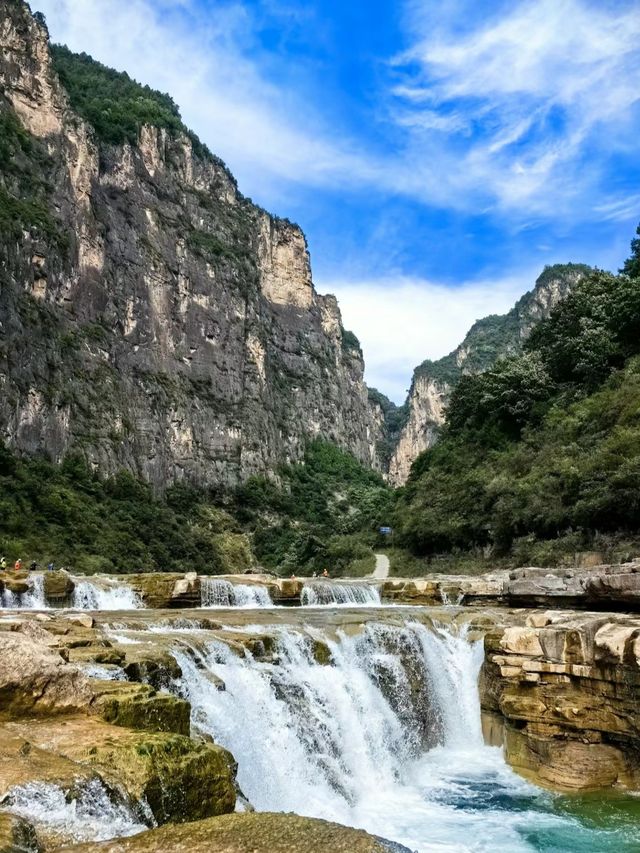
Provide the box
[14,558,22,572]
[29,560,38,572]
[47,561,54,571]
[0,556,6,570]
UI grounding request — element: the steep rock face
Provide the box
[388,264,590,485]
[0,2,382,489]
[481,612,640,790]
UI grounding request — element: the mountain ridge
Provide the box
[385,262,592,484]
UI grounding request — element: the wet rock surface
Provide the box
[61,812,407,853]
[0,813,41,853]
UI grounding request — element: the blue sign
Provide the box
[379,526,392,535]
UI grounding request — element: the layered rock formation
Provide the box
[481,612,640,790]
[0,1,382,490]
[0,615,237,849]
[387,264,591,484]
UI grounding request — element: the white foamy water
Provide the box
[200,577,272,608]
[1,779,148,843]
[0,575,142,611]
[0,574,48,610]
[170,621,639,853]
[301,581,381,606]
[72,580,142,610]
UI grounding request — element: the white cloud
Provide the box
[392,0,640,215]
[321,272,536,403]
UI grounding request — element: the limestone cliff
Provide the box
[387,263,591,485]
[0,1,382,489]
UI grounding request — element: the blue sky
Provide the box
[35,0,640,402]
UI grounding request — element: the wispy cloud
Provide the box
[391,0,640,216]
[321,271,536,402]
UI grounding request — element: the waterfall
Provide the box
[71,580,142,610]
[1,779,149,844]
[200,578,272,608]
[170,621,483,825]
[301,581,381,606]
[0,574,48,610]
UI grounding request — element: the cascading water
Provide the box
[1,778,149,844]
[200,578,272,608]
[169,620,640,853]
[0,573,48,610]
[301,581,381,606]
[71,580,142,610]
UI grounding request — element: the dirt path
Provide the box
[371,553,390,579]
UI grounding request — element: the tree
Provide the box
[620,222,640,280]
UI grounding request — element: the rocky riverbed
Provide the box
[3,564,640,850]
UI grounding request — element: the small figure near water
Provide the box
[0,556,5,570]
[29,560,38,572]
[47,562,55,572]
[14,558,22,571]
[322,568,329,578]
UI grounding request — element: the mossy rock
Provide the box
[0,813,40,853]
[2,577,30,596]
[43,570,75,603]
[125,574,185,609]
[312,639,332,666]
[91,680,190,735]
[2,717,237,828]
[78,731,236,824]
[62,812,407,852]
[123,648,182,691]
[68,645,126,666]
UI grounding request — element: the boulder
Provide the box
[42,570,75,604]
[125,574,186,609]
[16,716,235,825]
[2,716,237,827]
[62,812,405,853]
[2,578,29,596]
[171,572,200,607]
[0,633,91,718]
[123,647,182,691]
[68,614,94,629]
[89,680,190,735]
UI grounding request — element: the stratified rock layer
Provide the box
[481,611,640,790]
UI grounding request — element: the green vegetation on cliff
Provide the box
[396,230,640,567]
[367,388,409,466]
[0,101,68,250]
[50,45,221,166]
[413,263,591,386]
[0,440,390,576]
